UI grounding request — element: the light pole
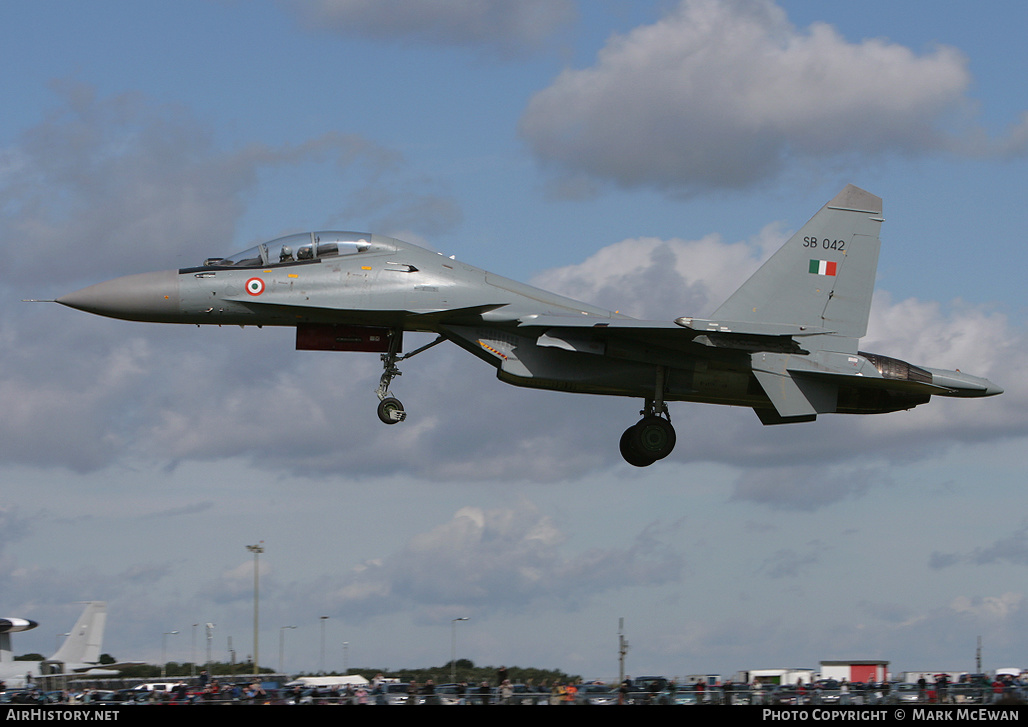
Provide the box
[342,641,349,675]
[191,624,199,678]
[246,542,264,675]
[162,631,179,679]
[450,617,469,682]
[319,616,328,674]
[279,625,296,675]
[205,623,215,673]
[618,617,628,686]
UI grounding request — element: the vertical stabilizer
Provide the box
[50,602,106,665]
[712,185,882,345]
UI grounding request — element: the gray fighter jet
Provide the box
[56,185,1001,466]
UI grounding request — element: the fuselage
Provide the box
[57,232,615,329]
[57,231,1001,420]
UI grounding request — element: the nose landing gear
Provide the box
[374,333,446,425]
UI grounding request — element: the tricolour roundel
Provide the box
[245,277,265,296]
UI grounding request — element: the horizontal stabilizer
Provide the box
[752,352,838,422]
[754,409,817,426]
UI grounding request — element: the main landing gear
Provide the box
[375,333,446,425]
[621,369,676,467]
[620,403,676,467]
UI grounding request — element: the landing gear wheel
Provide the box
[377,397,406,425]
[630,415,676,461]
[620,425,657,468]
[620,375,676,466]
[619,415,676,467]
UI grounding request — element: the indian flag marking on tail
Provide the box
[808,259,837,276]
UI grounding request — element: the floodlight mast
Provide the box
[246,543,264,675]
[451,617,469,683]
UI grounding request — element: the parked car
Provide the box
[575,683,617,705]
[667,690,699,705]
[626,676,668,704]
[770,686,803,705]
[880,683,917,704]
[376,682,420,705]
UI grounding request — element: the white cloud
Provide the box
[530,225,783,318]
[319,503,684,620]
[949,592,1022,620]
[857,294,1027,442]
[520,0,1021,195]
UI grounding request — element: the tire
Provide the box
[620,425,657,467]
[377,397,406,424]
[629,416,676,460]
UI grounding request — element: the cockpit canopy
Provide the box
[203,232,375,269]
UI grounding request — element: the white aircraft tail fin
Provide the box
[50,602,106,665]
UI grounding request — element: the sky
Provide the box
[1,0,1027,682]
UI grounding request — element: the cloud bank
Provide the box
[520,0,1028,195]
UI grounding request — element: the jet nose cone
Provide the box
[57,270,180,322]
[984,381,1004,397]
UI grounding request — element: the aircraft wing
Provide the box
[515,314,817,356]
[517,314,833,337]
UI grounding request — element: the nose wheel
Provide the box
[377,396,406,424]
[375,338,405,425]
[374,332,445,425]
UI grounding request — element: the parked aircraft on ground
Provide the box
[54,186,1001,466]
[0,602,127,687]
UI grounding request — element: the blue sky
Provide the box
[2,0,1027,681]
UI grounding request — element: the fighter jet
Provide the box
[55,185,1001,466]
